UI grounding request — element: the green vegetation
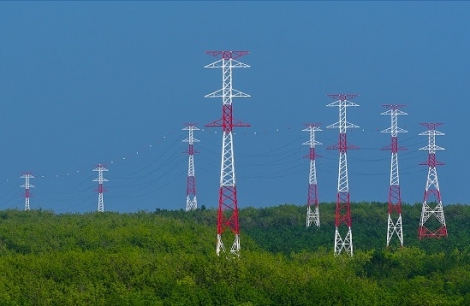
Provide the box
[0,202,469,305]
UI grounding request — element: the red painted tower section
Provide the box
[204,50,250,257]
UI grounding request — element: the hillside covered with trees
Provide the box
[0,202,469,305]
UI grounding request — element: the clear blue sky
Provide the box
[0,1,468,213]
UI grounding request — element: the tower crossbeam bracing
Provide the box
[303,123,322,228]
[20,172,34,211]
[183,123,200,211]
[93,164,108,213]
[381,104,407,247]
[326,94,359,256]
[418,123,447,239]
[204,50,250,257]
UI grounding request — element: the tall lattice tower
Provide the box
[326,94,359,256]
[418,123,447,239]
[204,50,250,257]
[183,123,200,211]
[20,172,34,211]
[303,123,322,228]
[93,164,108,212]
[381,105,407,247]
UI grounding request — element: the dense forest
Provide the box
[0,202,469,305]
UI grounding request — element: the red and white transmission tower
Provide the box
[327,94,359,256]
[381,105,407,247]
[183,123,200,211]
[418,123,447,239]
[20,172,34,211]
[303,123,322,228]
[93,164,108,212]
[204,50,250,257]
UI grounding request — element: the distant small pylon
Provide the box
[20,172,34,211]
[183,123,200,211]
[303,123,322,228]
[93,164,108,212]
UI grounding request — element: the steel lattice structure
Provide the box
[204,50,250,257]
[381,105,407,247]
[326,94,359,256]
[183,123,200,211]
[418,123,447,239]
[20,172,34,211]
[93,164,108,212]
[303,123,322,228]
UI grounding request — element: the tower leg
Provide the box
[216,234,225,256]
[334,227,352,256]
[230,234,240,257]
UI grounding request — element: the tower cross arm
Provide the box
[204,89,251,99]
[204,59,250,69]
[419,130,445,136]
[303,140,322,146]
[327,121,359,129]
[419,145,445,151]
[93,178,109,182]
[205,118,250,128]
[381,127,408,134]
[327,94,358,101]
[20,183,35,188]
[93,165,109,172]
[205,50,249,59]
[182,138,200,143]
[381,109,408,116]
[182,124,200,131]
[326,101,360,107]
